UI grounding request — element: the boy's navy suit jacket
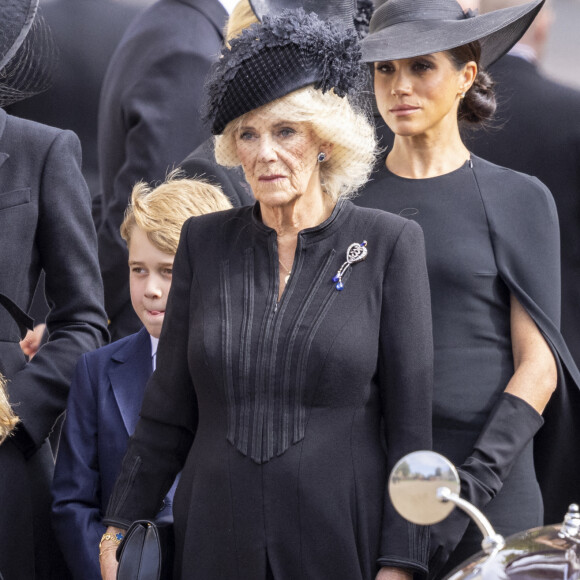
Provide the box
[52,327,176,580]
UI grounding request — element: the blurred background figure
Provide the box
[98,0,230,341]
[7,0,151,223]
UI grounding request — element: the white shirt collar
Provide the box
[217,0,238,15]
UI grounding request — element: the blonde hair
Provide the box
[121,169,233,254]
[0,374,18,443]
[214,86,378,202]
[225,0,259,46]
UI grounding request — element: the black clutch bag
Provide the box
[116,520,174,580]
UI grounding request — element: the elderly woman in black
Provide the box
[356,0,580,576]
[99,9,434,580]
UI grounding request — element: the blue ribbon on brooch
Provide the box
[332,241,368,291]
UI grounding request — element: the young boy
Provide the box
[51,172,232,580]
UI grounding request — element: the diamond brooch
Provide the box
[332,241,368,291]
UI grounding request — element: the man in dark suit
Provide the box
[8,0,147,220]
[0,1,109,577]
[467,0,580,372]
[98,0,228,341]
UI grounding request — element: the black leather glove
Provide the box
[428,393,544,578]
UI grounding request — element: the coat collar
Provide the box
[108,327,153,435]
[176,0,227,39]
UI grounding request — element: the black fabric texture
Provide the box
[105,200,434,579]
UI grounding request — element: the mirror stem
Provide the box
[437,487,506,554]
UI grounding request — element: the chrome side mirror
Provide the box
[389,450,460,525]
[389,451,505,555]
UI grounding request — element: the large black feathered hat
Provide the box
[361,0,544,69]
[205,9,366,135]
[0,0,57,107]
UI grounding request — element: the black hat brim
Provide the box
[361,0,544,69]
[0,0,39,70]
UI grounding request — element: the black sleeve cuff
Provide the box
[377,556,429,578]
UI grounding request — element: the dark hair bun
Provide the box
[459,69,496,125]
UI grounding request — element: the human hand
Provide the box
[99,526,125,580]
[376,566,413,580]
[19,323,46,358]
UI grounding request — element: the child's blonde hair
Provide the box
[120,169,233,255]
[0,374,18,443]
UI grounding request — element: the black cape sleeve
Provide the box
[473,156,580,524]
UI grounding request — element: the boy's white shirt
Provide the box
[150,335,159,371]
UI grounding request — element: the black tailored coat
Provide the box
[105,201,434,579]
[97,0,227,340]
[0,110,108,579]
[467,55,580,375]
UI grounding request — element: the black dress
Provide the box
[105,200,434,579]
[355,154,580,566]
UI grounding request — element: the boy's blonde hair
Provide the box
[225,0,259,46]
[0,374,18,443]
[121,169,233,255]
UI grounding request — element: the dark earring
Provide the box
[317,152,326,163]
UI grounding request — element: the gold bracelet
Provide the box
[99,531,124,557]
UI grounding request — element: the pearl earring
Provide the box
[317,152,326,163]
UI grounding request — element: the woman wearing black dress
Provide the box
[357,0,580,576]
[99,8,434,580]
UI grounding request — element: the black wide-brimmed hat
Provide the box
[0,0,57,107]
[205,8,366,135]
[361,0,545,69]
